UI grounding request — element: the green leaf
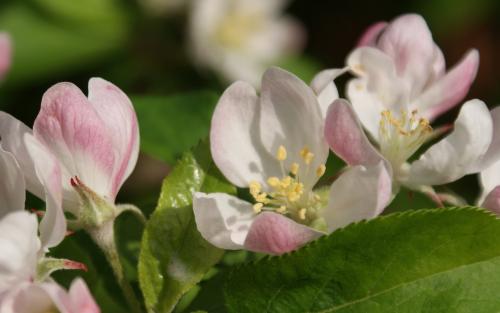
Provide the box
[225,207,500,312]
[132,91,219,164]
[0,0,129,88]
[139,141,235,312]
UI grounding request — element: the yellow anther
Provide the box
[290,162,300,176]
[249,181,261,196]
[276,205,287,213]
[255,193,268,203]
[293,183,304,194]
[298,208,307,220]
[288,192,300,202]
[267,176,280,187]
[276,145,287,161]
[253,203,263,213]
[300,147,310,159]
[280,176,292,188]
[316,164,326,177]
[304,152,314,165]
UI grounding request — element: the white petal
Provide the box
[479,159,500,205]
[0,112,44,199]
[346,47,408,140]
[415,50,479,121]
[87,78,140,200]
[0,283,56,313]
[377,14,436,95]
[210,81,278,187]
[260,67,329,187]
[0,212,40,293]
[474,105,500,170]
[25,135,66,250]
[193,192,255,250]
[408,99,492,186]
[0,148,25,216]
[310,68,348,118]
[322,162,392,232]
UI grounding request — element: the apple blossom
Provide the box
[0,33,11,81]
[0,78,139,232]
[0,78,142,312]
[188,0,304,87]
[1,276,100,313]
[324,98,500,201]
[0,149,99,313]
[317,14,479,141]
[193,67,391,255]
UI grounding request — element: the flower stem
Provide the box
[89,221,143,313]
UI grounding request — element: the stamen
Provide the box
[253,203,263,213]
[249,181,261,196]
[316,164,326,177]
[298,208,307,220]
[267,177,280,187]
[276,145,287,161]
[378,109,433,168]
[249,144,325,224]
[277,205,287,213]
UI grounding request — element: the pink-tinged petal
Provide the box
[243,212,323,255]
[0,33,11,80]
[193,192,255,250]
[416,49,480,121]
[67,278,100,313]
[430,44,446,82]
[310,68,348,118]
[356,21,388,47]
[0,283,55,313]
[87,78,139,199]
[322,162,392,232]
[210,81,278,187]
[0,112,44,199]
[6,279,100,313]
[377,14,435,93]
[481,186,500,215]
[24,135,66,249]
[408,99,492,186]
[0,212,40,293]
[33,82,116,206]
[0,148,25,216]
[325,99,384,166]
[260,67,329,187]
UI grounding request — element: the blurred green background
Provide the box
[1,0,498,311]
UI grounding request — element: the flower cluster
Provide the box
[193,13,500,255]
[1,9,500,312]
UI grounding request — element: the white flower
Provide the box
[188,0,304,87]
[324,98,500,199]
[0,78,140,232]
[344,13,479,140]
[193,67,391,255]
[0,149,99,313]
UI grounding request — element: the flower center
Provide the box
[249,145,326,224]
[215,10,264,49]
[378,110,432,169]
